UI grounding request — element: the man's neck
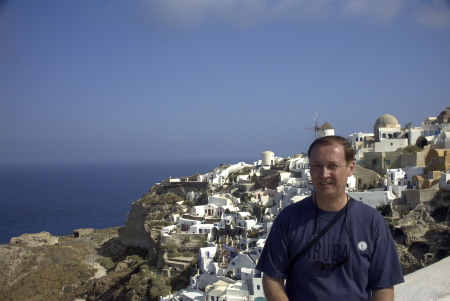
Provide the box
[314,194,349,212]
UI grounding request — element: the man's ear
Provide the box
[348,161,355,177]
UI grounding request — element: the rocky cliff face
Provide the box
[118,192,187,257]
[392,199,450,274]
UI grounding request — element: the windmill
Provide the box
[306,112,320,138]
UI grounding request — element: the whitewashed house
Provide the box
[346,175,356,191]
[169,213,180,223]
[205,203,219,218]
[236,175,250,183]
[179,215,204,232]
[435,129,450,149]
[387,168,406,186]
[289,155,310,178]
[179,289,206,301]
[205,280,229,301]
[217,205,239,218]
[225,280,250,301]
[348,132,374,148]
[160,288,206,301]
[386,168,408,197]
[243,219,257,231]
[374,138,408,152]
[348,190,396,208]
[161,225,177,236]
[209,195,233,206]
[278,172,293,183]
[199,246,217,274]
[235,212,251,227]
[251,274,265,300]
[402,166,426,188]
[191,205,206,217]
[253,189,276,207]
[219,216,235,230]
[186,191,201,202]
[187,224,215,237]
[422,117,439,136]
[439,171,450,191]
[223,253,256,279]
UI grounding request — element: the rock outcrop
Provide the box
[392,201,450,274]
[10,231,59,246]
[118,192,187,256]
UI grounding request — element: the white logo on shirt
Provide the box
[357,241,368,251]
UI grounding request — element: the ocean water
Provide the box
[0,159,230,244]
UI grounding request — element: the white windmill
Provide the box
[306,112,320,139]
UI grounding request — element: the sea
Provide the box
[0,159,246,244]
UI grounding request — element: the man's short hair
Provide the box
[307,135,355,164]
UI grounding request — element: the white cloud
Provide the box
[340,0,407,25]
[411,0,450,28]
[143,0,450,29]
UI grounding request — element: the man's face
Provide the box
[309,142,354,201]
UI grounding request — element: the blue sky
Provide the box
[1,0,449,165]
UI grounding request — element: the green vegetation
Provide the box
[247,230,261,238]
[162,243,182,258]
[97,256,116,271]
[251,174,261,189]
[148,275,171,301]
[402,145,420,153]
[416,136,428,149]
[141,192,183,204]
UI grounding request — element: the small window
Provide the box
[257,285,261,290]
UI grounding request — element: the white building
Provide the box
[205,203,219,218]
[223,253,256,279]
[289,155,310,175]
[179,216,203,232]
[199,246,218,274]
[374,138,408,152]
[261,151,275,166]
[253,189,277,207]
[191,205,206,217]
[187,224,215,236]
[178,289,206,301]
[161,225,177,236]
[317,121,335,137]
[439,171,450,191]
[217,205,239,218]
[348,190,396,208]
[209,195,233,206]
[225,281,250,301]
[205,280,229,301]
[186,191,201,202]
[348,132,374,147]
[374,114,402,141]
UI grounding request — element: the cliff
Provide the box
[118,192,186,254]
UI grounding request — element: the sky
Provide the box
[1,0,449,165]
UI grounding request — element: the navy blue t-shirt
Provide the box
[256,196,404,300]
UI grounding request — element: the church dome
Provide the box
[375,114,399,127]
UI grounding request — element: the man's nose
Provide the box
[319,166,331,177]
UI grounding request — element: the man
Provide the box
[256,136,404,300]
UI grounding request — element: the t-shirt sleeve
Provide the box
[255,212,291,280]
[369,214,405,289]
